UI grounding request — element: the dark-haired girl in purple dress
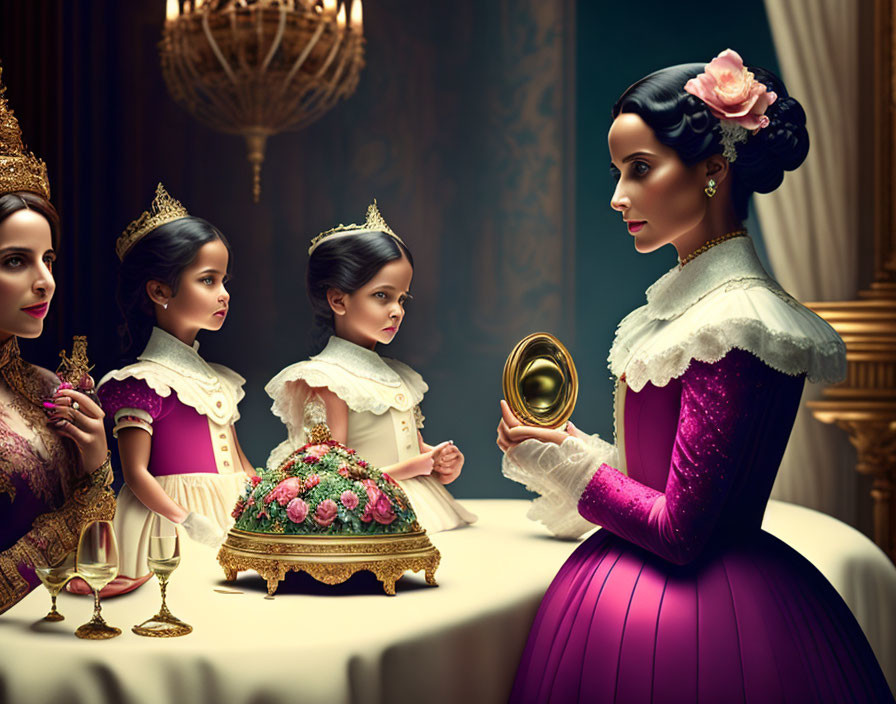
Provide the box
[498,50,893,703]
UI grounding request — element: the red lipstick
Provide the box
[627,221,646,234]
[21,302,49,319]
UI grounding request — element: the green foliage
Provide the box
[232,441,417,536]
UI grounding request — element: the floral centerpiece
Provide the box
[218,426,440,595]
[232,440,418,535]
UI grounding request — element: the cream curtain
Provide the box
[758,0,859,525]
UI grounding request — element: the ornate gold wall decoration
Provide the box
[806,0,896,562]
[808,295,896,560]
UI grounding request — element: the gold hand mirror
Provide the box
[502,332,578,428]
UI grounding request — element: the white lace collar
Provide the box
[608,237,846,390]
[98,327,245,425]
[644,236,777,320]
[138,327,215,380]
[313,336,402,388]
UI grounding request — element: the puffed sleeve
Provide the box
[97,377,164,438]
[577,348,803,565]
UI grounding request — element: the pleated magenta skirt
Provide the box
[510,530,893,703]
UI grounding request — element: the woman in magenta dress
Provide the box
[91,184,255,596]
[498,50,894,702]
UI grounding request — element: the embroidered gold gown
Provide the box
[0,337,115,614]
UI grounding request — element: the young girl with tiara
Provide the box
[265,202,476,533]
[89,184,255,596]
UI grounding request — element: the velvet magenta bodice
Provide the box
[580,349,805,565]
[99,377,238,477]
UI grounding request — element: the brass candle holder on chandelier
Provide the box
[160,0,365,201]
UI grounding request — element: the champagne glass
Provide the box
[75,520,121,639]
[133,514,192,637]
[33,551,77,621]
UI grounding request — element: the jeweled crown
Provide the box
[308,200,403,255]
[0,65,51,201]
[116,183,190,260]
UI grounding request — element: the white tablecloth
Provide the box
[0,499,893,703]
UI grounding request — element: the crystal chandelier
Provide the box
[160,0,365,201]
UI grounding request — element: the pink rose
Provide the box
[305,474,320,490]
[340,490,359,510]
[369,494,396,525]
[337,463,351,478]
[304,444,331,462]
[314,499,339,527]
[683,49,777,131]
[360,478,379,497]
[359,479,380,521]
[286,497,309,523]
[266,477,302,506]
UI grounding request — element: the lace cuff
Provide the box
[112,407,153,438]
[413,404,425,429]
[526,492,596,540]
[302,392,328,443]
[502,434,617,539]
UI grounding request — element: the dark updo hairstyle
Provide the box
[116,217,231,356]
[307,231,414,352]
[0,192,61,248]
[612,62,809,220]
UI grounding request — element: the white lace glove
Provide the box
[180,512,227,548]
[527,492,596,540]
[503,434,618,539]
[503,435,613,500]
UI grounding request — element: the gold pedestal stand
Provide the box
[218,529,440,596]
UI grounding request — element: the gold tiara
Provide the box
[308,200,404,255]
[0,64,51,201]
[116,183,190,260]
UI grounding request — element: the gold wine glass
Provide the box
[133,514,192,637]
[33,551,76,621]
[74,520,121,639]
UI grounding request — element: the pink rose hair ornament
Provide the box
[684,49,778,162]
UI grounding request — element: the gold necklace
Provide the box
[678,229,748,267]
